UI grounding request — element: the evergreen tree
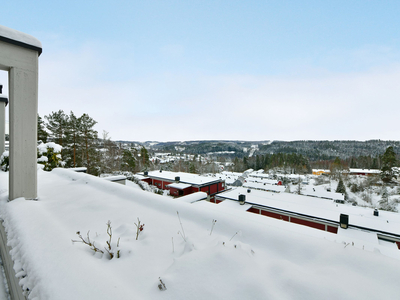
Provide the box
[380,146,398,183]
[66,111,82,168]
[296,177,302,195]
[37,114,48,143]
[121,149,136,172]
[79,113,98,174]
[140,146,150,171]
[189,163,196,174]
[45,110,69,147]
[37,142,65,171]
[336,177,346,194]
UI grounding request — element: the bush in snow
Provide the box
[37,142,65,171]
[129,175,165,195]
[360,191,372,204]
[72,220,121,259]
[0,151,9,171]
[378,186,398,212]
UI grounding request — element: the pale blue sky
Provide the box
[1,1,400,141]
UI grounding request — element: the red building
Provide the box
[140,171,226,200]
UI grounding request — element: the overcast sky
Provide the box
[1,1,400,142]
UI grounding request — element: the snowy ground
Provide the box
[1,168,400,299]
[0,256,9,300]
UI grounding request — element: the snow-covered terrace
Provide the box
[1,168,400,299]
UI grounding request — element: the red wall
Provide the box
[290,217,326,231]
[201,186,209,193]
[327,226,338,234]
[162,181,172,189]
[209,183,218,195]
[153,179,163,188]
[169,186,191,197]
[246,206,339,234]
[261,210,289,221]
[248,207,260,214]
[142,178,152,184]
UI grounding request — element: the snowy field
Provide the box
[1,168,400,299]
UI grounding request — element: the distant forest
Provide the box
[134,140,400,174]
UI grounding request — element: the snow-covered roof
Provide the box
[178,192,208,203]
[0,25,42,55]
[243,181,286,193]
[301,184,345,201]
[349,168,380,174]
[143,171,222,186]
[166,182,192,190]
[68,167,87,172]
[103,175,127,181]
[312,169,330,173]
[217,187,400,236]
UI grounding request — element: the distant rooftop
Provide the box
[217,187,400,237]
[142,170,222,186]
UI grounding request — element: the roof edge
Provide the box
[0,25,42,56]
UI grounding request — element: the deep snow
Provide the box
[1,168,400,299]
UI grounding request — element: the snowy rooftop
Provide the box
[216,187,400,236]
[0,25,42,55]
[143,171,222,186]
[243,181,286,193]
[166,182,192,190]
[102,175,127,180]
[349,168,381,174]
[1,169,400,299]
[177,192,208,203]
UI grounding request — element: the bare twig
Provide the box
[72,231,104,254]
[176,211,186,241]
[229,231,238,241]
[210,219,217,235]
[104,221,114,259]
[177,231,186,242]
[134,217,145,240]
[158,277,167,291]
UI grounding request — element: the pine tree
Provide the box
[66,111,82,168]
[45,110,69,147]
[189,163,196,174]
[37,114,48,143]
[336,177,346,194]
[140,146,150,171]
[79,113,98,174]
[380,146,398,183]
[121,149,136,172]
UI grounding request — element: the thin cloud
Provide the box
[20,42,400,142]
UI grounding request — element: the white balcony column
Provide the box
[0,25,42,200]
[0,94,6,154]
